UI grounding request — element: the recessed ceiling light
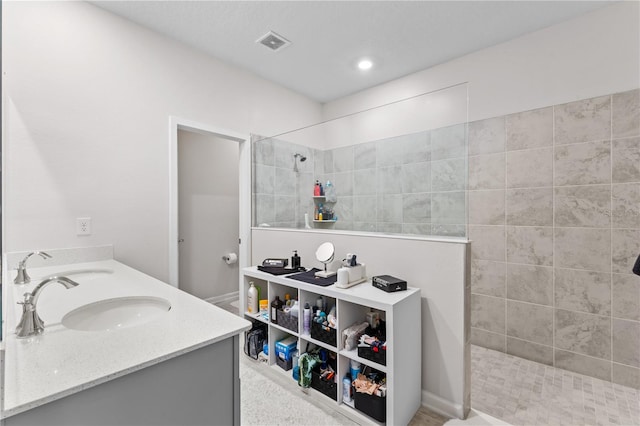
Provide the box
[357,59,373,71]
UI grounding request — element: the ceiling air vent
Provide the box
[256,31,291,52]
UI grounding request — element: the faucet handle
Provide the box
[14,251,52,285]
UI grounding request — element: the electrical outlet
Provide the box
[76,217,91,236]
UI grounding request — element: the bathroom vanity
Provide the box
[1,248,251,426]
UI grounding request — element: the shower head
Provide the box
[293,153,307,172]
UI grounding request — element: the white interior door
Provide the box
[177,129,240,300]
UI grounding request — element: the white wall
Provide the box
[323,1,640,139]
[178,130,239,300]
[2,1,322,281]
[251,228,470,418]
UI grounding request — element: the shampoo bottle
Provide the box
[247,282,258,314]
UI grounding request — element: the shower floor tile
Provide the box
[471,345,640,426]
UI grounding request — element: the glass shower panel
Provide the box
[252,82,469,238]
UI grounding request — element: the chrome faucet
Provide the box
[14,251,52,284]
[15,276,79,338]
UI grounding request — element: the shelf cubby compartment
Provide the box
[268,282,299,333]
[300,290,338,348]
[241,276,268,319]
[309,348,338,401]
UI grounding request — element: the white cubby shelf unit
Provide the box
[241,266,422,425]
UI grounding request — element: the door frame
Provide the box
[168,116,251,289]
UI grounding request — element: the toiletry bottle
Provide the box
[271,296,283,324]
[343,375,352,403]
[318,203,324,221]
[314,180,321,196]
[303,303,311,334]
[291,250,301,269]
[314,205,319,220]
[247,282,258,314]
[284,293,291,307]
[319,182,324,196]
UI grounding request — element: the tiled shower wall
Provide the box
[253,125,468,236]
[469,89,640,389]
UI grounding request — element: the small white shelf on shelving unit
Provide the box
[312,219,337,223]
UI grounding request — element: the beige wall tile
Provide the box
[612,229,640,274]
[554,140,611,186]
[554,227,611,272]
[506,226,553,266]
[431,124,466,161]
[612,137,640,183]
[506,188,553,226]
[469,153,505,190]
[554,268,611,315]
[507,264,553,306]
[431,158,466,191]
[612,273,640,321]
[469,117,505,156]
[554,185,611,228]
[471,294,505,334]
[506,107,553,151]
[555,349,611,381]
[472,260,506,297]
[554,95,611,145]
[469,225,506,261]
[612,363,640,389]
[612,183,640,228]
[431,191,465,225]
[555,309,611,359]
[612,89,640,139]
[471,328,505,352]
[507,301,553,345]
[613,318,640,367]
[506,147,553,188]
[506,337,553,366]
[469,190,505,225]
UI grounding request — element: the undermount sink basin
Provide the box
[53,268,113,281]
[62,296,171,332]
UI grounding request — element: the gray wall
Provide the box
[469,89,640,389]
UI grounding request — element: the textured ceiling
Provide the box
[91,1,614,103]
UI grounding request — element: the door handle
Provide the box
[178,239,185,243]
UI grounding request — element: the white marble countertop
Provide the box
[2,259,251,418]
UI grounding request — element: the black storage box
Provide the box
[276,309,298,333]
[276,355,293,371]
[310,369,337,400]
[372,275,407,292]
[357,346,387,366]
[311,321,337,346]
[353,388,386,422]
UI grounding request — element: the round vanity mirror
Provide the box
[315,242,336,278]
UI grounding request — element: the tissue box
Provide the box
[275,336,297,361]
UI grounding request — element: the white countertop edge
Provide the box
[1,326,250,419]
